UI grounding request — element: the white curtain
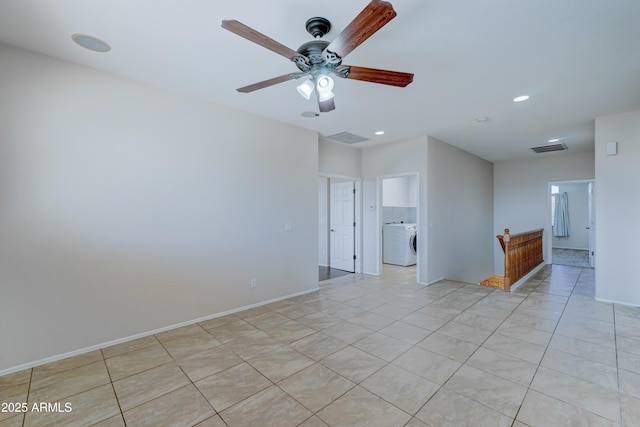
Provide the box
[554,192,570,237]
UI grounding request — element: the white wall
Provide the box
[382,206,417,224]
[426,137,494,284]
[382,176,417,207]
[318,138,361,177]
[0,44,319,372]
[551,182,590,249]
[595,110,640,306]
[382,175,417,224]
[493,151,595,275]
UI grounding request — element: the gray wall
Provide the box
[0,44,319,372]
[361,137,428,281]
[361,136,494,285]
[493,151,595,275]
[426,137,494,284]
[595,110,640,306]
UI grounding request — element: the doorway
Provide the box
[548,180,595,268]
[318,175,362,280]
[377,173,420,278]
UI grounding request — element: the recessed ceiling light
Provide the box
[374,131,385,135]
[475,116,490,123]
[548,138,560,143]
[71,34,111,52]
[513,95,530,102]
[301,111,319,118]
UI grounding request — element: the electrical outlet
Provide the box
[250,279,257,288]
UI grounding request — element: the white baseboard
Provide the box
[508,262,546,292]
[0,287,319,377]
[552,246,589,251]
[594,297,640,308]
[418,276,445,286]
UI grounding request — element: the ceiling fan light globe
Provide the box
[316,75,334,93]
[318,90,335,102]
[296,80,315,100]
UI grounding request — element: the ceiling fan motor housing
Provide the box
[295,39,346,78]
[297,40,330,64]
[305,17,331,39]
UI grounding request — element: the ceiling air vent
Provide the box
[530,143,568,154]
[325,131,369,144]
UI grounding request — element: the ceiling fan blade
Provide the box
[337,65,413,87]
[318,97,336,113]
[324,0,397,60]
[222,20,302,60]
[236,73,306,93]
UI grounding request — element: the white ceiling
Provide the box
[1,0,639,162]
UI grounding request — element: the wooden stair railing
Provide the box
[482,228,544,292]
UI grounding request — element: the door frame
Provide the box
[588,181,595,268]
[547,179,595,267]
[319,173,363,274]
[376,172,421,281]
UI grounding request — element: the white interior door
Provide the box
[588,181,595,268]
[330,181,355,272]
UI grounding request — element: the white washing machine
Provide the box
[383,223,417,266]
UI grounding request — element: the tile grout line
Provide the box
[100,348,128,427]
[613,302,622,427]
[298,275,442,424]
[159,327,225,425]
[395,269,550,424]
[20,368,33,427]
[6,265,630,426]
[279,277,461,423]
[437,268,550,423]
[509,266,560,425]
[515,265,621,425]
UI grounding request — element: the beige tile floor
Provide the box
[1,264,639,426]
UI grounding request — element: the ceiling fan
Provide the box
[221,0,414,113]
